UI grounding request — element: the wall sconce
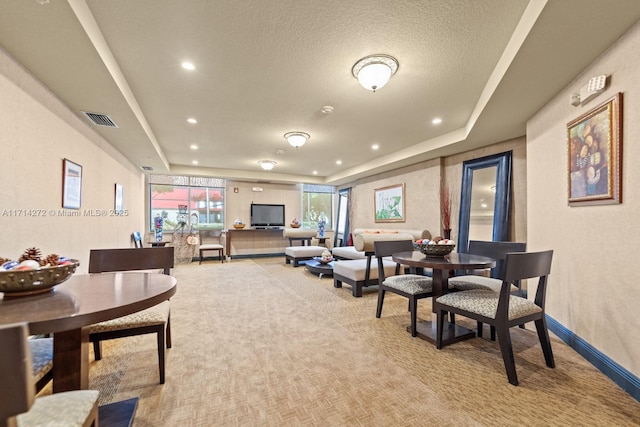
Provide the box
[284,132,309,148]
[352,54,399,92]
[258,160,276,171]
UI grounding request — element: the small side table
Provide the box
[305,258,334,279]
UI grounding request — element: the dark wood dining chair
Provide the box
[449,240,526,339]
[0,322,99,426]
[374,240,433,337]
[87,247,174,384]
[434,250,554,386]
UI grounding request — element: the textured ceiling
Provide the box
[1,0,640,185]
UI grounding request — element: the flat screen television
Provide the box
[250,203,285,228]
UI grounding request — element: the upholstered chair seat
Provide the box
[16,390,99,427]
[436,290,542,320]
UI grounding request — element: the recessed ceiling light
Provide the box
[187,118,197,124]
[320,105,334,114]
[336,160,342,165]
[181,62,195,71]
[432,117,443,125]
[371,144,379,150]
[275,149,285,155]
[192,160,198,165]
[312,170,318,175]
[190,144,198,150]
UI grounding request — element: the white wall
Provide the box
[527,21,640,377]
[0,47,146,273]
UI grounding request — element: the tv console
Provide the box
[225,228,287,259]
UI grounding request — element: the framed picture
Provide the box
[374,183,405,222]
[62,158,82,209]
[114,183,124,211]
[567,93,622,206]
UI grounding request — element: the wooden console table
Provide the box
[225,228,287,259]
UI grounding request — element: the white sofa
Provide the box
[332,228,431,260]
[331,228,432,297]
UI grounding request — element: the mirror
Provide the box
[457,151,512,253]
[334,188,351,247]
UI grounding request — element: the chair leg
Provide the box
[534,318,555,368]
[477,321,483,338]
[375,289,386,318]
[199,250,203,265]
[490,326,496,341]
[93,340,102,360]
[495,326,518,386]
[449,312,455,324]
[166,316,172,349]
[409,297,417,337]
[436,309,447,349]
[157,329,165,384]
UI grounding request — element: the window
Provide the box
[149,175,225,231]
[302,184,334,229]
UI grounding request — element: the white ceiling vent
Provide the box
[140,166,154,171]
[82,111,118,128]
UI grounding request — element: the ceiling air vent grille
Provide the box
[82,111,118,128]
[140,166,154,171]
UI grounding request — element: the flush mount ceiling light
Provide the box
[284,131,310,148]
[352,54,399,92]
[258,160,276,171]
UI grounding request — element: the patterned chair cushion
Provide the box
[449,275,518,293]
[17,390,99,427]
[383,274,432,295]
[87,300,170,333]
[436,290,542,320]
[28,337,53,382]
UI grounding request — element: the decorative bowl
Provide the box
[315,257,333,265]
[290,223,301,228]
[233,223,246,229]
[0,260,80,297]
[415,243,455,257]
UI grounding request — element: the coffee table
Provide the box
[305,258,335,278]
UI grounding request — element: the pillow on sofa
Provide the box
[353,233,415,252]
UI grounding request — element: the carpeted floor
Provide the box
[49,257,640,426]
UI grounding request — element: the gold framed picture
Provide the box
[567,93,622,206]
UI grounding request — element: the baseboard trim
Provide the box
[547,315,640,402]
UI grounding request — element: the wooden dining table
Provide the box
[391,251,495,345]
[0,272,177,393]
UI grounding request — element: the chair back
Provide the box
[132,231,143,248]
[0,322,35,424]
[89,247,174,275]
[373,240,413,283]
[499,250,553,311]
[467,240,526,279]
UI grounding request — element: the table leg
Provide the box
[53,328,89,392]
[410,268,475,345]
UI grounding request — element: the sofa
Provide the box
[331,228,432,297]
[332,228,431,260]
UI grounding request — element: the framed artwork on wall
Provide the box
[567,92,622,206]
[115,183,124,212]
[62,158,82,209]
[374,183,405,223]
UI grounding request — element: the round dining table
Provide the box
[0,272,177,393]
[391,251,495,345]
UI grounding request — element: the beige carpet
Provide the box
[51,257,640,426]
